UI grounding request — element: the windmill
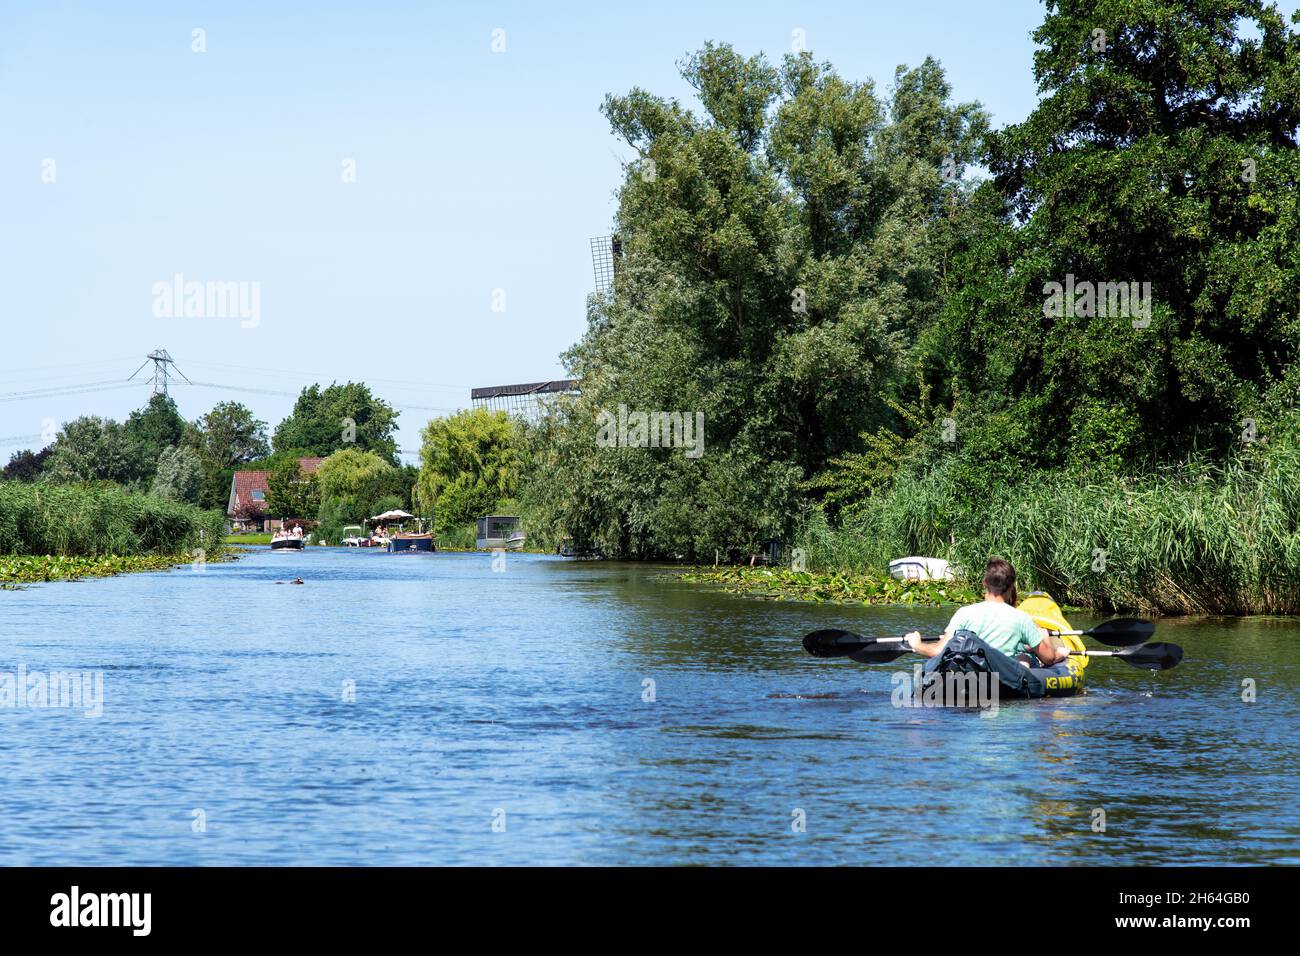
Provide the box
[589,235,621,295]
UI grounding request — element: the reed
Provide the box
[0,482,225,559]
[801,436,1300,615]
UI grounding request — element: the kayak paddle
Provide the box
[802,629,932,663]
[802,616,1153,659]
[1070,642,1184,671]
[802,628,1184,670]
[1049,618,1155,647]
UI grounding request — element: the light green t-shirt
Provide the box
[947,600,1043,658]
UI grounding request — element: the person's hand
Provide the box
[904,631,924,651]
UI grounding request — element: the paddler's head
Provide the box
[983,557,1018,607]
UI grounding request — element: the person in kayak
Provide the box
[904,557,1068,666]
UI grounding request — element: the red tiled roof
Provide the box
[228,471,271,516]
[227,458,326,517]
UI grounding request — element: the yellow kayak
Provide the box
[923,591,1087,699]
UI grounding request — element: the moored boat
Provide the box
[889,556,955,581]
[341,525,381,547]
[369,509,435,553]
[388,533,434,553]
[476,514,521,550]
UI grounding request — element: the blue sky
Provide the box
[1,0,1265,462]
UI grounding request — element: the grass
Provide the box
[225,533,274,545]
[673,566,981,606]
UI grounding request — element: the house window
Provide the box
[251,490,265,501]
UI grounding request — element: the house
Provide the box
[226,457,324,532]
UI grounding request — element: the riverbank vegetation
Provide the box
[0,552,201,587]
[674,566,981,606]
[6,2,1298,615]
[0,482,224,557]
[502,1,1300,615]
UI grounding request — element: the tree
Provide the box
[2,447,51,482]
[187,401,269,469]
[930,0,1300,475]
[42,417,139,485]
[150,445,203,504]
[520,43,986,558]
[416,408,518,533]
[185,401,270,510]
[315,448,394,518]
[265,456,320,519]
[124,394,185,477]
[272,383,399,462]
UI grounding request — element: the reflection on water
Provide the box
[0,549,1296,865]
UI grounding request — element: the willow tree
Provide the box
[521,43,987,559]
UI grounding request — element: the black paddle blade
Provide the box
[802,628,870,658]
[1087,618,1157,647]
[1117,641,1184,670]
[848,645,910,664]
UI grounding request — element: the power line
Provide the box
[176,357,473,392]
[0,358,140,390]
[0,381,144,404]
[183,380,459,414]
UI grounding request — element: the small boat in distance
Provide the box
[372,509,435,553]
[271,525,307,551]
[888,556,955,581]
[557,537,603,559]
[477,515,523,550]
[341,525,380,547]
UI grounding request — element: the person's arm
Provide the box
[905,629,952,658]
[1031,626,1068,665]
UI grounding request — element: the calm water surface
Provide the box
[1,548,1297,865]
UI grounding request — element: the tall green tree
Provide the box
[124,394,185,475]
[931,0,1300,476]
[315,448,395,519]
[416,409,518,533]
[185,401,270,510]
[521,43,987,558]
[150,445,203,504]
[42,417,138,485]
[272,383,399,463]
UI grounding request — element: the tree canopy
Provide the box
[416,409,518,533]
[272,383,399,463]
[931,0,1300,478]
[520,43,988,558]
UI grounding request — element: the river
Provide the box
[1,548,1296,865]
